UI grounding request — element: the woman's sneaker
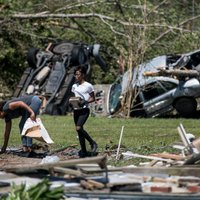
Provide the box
[91,142,98,153]
[78,150,88,158]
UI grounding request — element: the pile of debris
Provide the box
[1,124,200,199]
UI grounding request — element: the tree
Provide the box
[1,0,200,116]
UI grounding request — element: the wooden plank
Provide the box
[177,126,190,148]
[143,69,199,78]
[179,124,191,146]
[80,166,200,177]
[86,179,104,189]
[150,153,185,161]
[53,167,82,176]
[122,166,200,177]
[116,126,124,160]
[146,160,159,167]
[80,180,94,190]
[122,152,173,163]
[3,155,107,173]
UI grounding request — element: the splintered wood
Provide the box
[1,123,200,198]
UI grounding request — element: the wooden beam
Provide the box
[80,166,200,177]
[3,155,107,173]
[150,153,185,161]
[122,166,200,177]
[53,167,82,176]
[143,69,199,78]
[122,152,173,163]
[116,126,124,160]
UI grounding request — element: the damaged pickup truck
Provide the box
[13,42,107,115]
[107,49,200,118]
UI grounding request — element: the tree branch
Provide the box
[55,0,105,13]
[11,12,193,33]
[149,14,200,48]
[99,15,128,38]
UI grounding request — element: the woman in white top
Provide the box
[71,66,98,158]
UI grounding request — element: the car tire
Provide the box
[51,42,74,55]
[71,46,87,66]
[27,48,39,69]
[173,97,197,117]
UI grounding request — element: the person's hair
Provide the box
[75,66,87,75]
[0,101,6,112]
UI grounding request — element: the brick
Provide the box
[187,185,200,193]
[150,186,172,193]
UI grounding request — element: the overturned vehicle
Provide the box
[13,42,107,115]
[107,49,200,118]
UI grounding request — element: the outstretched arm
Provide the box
[9,101,36,121]
[1,121,12,153]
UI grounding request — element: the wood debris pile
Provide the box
[1,124,200,199]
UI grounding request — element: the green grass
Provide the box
[1,114,200,166]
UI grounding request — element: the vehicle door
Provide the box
[107,78,122,115]
[141,80,178,117]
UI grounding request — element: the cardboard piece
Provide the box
[69,97,82,110]
[21,118,54,144]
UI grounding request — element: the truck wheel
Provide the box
[27,48,39,69]
[174,97,197,117]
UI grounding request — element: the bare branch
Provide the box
[99,15,128,38]
[13,28,56,41]
[71,18,96,40]
[55,0,105,13]
[145,0,169,19]
[11,12,193,34]
[0,4,7,12]
[149,14,200,48]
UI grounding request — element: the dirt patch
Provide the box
[0,145,81,169]
[0,153,42,168]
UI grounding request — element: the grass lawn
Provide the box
[1,114,200,166]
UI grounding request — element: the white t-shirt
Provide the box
[72,81,94,105]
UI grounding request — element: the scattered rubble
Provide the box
[1,124,200,199]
